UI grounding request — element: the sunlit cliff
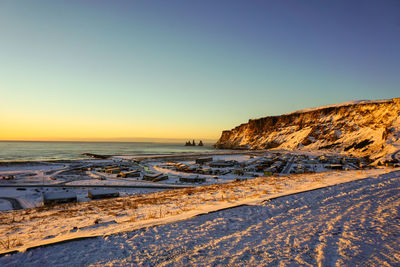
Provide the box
[216,98,400,162]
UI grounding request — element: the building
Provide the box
[195,157,213,164]
[179,176,206,183]
[88,189,120,200]
[42,192,77,205]
[119,170,140,178]
[143,173,167,182]
[209,160,235,168]
[152,175,168,182]
[105,167,121,174]
[326,164,343,170]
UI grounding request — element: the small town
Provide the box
[0,150,384,208]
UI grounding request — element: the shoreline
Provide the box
[0,149,255,165]
[0,141,220,165]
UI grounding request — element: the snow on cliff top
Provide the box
[286,98,393,115]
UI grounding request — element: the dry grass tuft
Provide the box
[0,236,22,250]
[129,214,138,222]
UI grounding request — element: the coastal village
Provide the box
[0,148,389,209]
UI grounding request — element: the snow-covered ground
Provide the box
[0,164,66,185]
[1,169,399,266]
[0,188,42,209]
[0,199,12,211]
[212,154,252,162]
[0,167,398,261]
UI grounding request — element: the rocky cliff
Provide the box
[215,98,400,161]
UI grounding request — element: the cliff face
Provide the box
[215,98,400,160]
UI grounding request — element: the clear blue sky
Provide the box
[1,0,399,140]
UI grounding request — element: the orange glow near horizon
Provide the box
[0,113,220,142]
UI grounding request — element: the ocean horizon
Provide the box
[0,141,218,162]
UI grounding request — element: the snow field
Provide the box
[1,169,399,266]
[0,167,396,256]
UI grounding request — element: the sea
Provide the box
[0,141,219,162]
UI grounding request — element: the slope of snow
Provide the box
[65,179,162,186]
[0,200,12,211]
[1,170,399,266]
[0,167,397,256]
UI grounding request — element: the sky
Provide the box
[1,0,399,141]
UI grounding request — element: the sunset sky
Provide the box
[1,1,399,141]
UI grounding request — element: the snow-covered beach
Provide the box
[1,168,399,266]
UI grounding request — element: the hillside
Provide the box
[215,98,400,162]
